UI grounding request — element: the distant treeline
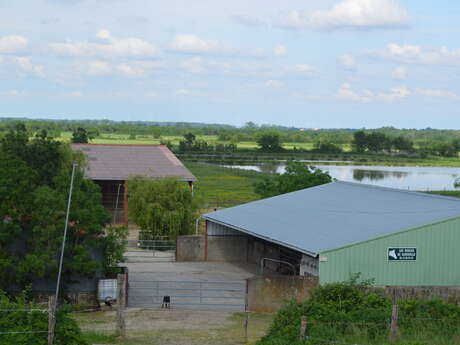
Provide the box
[1,118,460,157]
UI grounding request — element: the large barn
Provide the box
[203,181,460,286]
[73,144,196,224]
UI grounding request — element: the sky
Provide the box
[1,0,460,128]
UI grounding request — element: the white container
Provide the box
[98,279,117,302]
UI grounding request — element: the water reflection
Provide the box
[222,163,460,191]
[352,169,409,182]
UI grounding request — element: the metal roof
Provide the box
[72,144,196,182]
[203,181,460,255]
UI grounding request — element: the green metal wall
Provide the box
[319,217,460,286]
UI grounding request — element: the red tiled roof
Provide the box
[72,144,196,182]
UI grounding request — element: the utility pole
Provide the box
[49,162,77,345]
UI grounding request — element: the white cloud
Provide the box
[338,83,372,102]
[0,35,28,53]
[232,15,266,28]
[67,91,83,97]
[169,34,226,54]
[180,56,206,74]
[264,80,284,87]
[14,56,45,76]
[415,88,458,99]
[289,64,317,76]
[81,60,160,77]
[50,30,158,58]
[278,0,409,31]
[338,83,410,102]
[175,89,193,96]
[0,89,20,96]
[274,45,287,57]
[391,66,407,80]
[339,54,356,70]
[375,43,460,66]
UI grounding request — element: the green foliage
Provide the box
[102,225,128,276]
[0,291,87,345]
[353,130,414,154]
[254,161,332,198]
[71,127,89,143]
[128,177,201,237]
[258,277,460,345]
[312,140,343,153]
[0,124,114,291]
[256,132,283,152]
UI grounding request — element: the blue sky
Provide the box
[1,0,460,128]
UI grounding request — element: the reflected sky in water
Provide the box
[224,163,460,191]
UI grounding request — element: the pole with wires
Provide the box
[49,162,77,345]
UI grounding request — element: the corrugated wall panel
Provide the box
[319,217,460,286]
[207,221,243,236]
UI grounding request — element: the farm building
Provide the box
[202,181,460,286]
[72,144,196,224]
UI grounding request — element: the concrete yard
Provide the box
[121,261,259,280]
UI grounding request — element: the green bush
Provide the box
[0,291,87,345]
[257,277,460,345]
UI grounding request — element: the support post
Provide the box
[123,182,128,225]
[244,312,249,343]
[389,304,399,343]
[299,316,307,340]
[48,295,55,345]
[116,273,126,337]
[204,219,208,261]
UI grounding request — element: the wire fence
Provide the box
[0,308,51,338]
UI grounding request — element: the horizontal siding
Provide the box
[320,217,460,286]
[207,220,243,236]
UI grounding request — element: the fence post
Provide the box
[48,295,55,345]
[389,304,399,343]
[116,273,126,337]
[244,312,249,343]
[300,316,307,340]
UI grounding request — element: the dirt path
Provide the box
[73,308,273,345]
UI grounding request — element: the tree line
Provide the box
[0,124,126,292]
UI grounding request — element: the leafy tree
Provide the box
[71,127,89,143]
[128,177,201,238]
[183,132,196,145]
[353,130,367,153]
[244,121,258,129]
[366,132,387,152]
[312,140,342,154]
[254,161,332,198]
[256,132,283,152]
[0,125,116,291]
[392,136,414,152]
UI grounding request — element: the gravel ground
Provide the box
[74,308,274,345]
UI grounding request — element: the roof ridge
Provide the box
[335,180,460,203]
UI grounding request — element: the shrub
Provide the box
[0,291,87,345]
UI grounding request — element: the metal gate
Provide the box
[122,239,176,263]
[128,279,247,311]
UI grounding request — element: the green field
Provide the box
[185,163,268,208]
[58,132,328,150]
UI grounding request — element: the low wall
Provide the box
[207,236,248,262]
[247,276,319,313]
[176,235,205,261]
